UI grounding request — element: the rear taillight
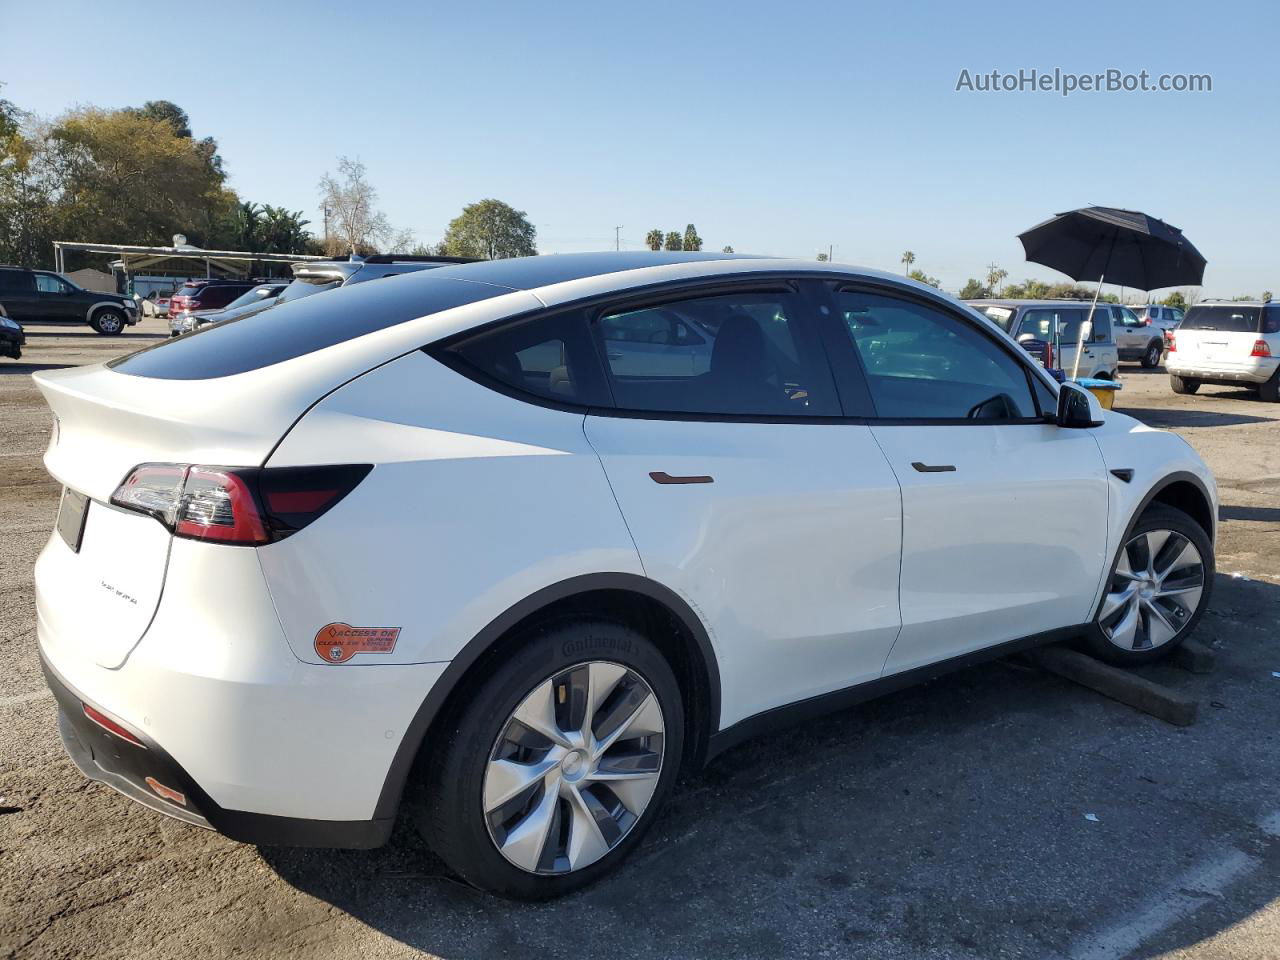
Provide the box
[111,463,371,546]
[1167,333,1176,352]
[1045,341,1054,370]
[1251,339,1272,357]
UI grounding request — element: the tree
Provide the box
[985,263,1007,296]
[257,205,317,254]
[901,250,915,274]
[663,231,683,251]
[1160,290,1188,310]
[318,157,394,256]
[228,201,262,250]
[645,229,663,251]
[441,198,537,260]
[908,268,940,288]
[126,100,192,139]
[1265,290,1274,302]
[682,223,702,252]
[959,278,986,299]
[721,245,734,254]
[816,252,829,262]
[45,106,234,250]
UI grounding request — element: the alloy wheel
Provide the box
[483,661,665,875]
[1098,529,1205,651]
[97,313,121,333]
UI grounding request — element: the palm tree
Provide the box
[901,250,915,275]
[233,201,263,251]
[645,229,664,251]
[985,263,1008,296]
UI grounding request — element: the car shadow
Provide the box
[0,362,75,374]
[1116,405,1276,428]
[260,572,1280,960]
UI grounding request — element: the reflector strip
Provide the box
[83,703,145,747]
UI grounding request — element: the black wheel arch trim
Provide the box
[372,572,723,821]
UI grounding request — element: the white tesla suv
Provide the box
[34,253,1217,898]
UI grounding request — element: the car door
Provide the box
[822,284,1109,674]
[1115,306,1146,352]
[0,270,40,322]
[33,272,77,322]
[582,281,903,729]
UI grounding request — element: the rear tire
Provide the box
[1140,341,1163,368]
[1260,369,1280,403]
[1170,375,1200,395]
[1082,504,1213,666]
[415,618,684,899]
[90,309,125,335]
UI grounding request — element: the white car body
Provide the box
[34,254,1217,873]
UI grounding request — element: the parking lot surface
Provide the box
[2,319,1278,960]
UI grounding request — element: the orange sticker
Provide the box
[314,622,401,663]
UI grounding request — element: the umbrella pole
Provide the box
[1072,277,1104,380]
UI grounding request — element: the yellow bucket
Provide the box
[1076,378,1120,410]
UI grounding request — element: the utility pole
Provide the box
[614,225,623,251]
[828,244,833,263]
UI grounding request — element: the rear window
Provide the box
[1180,305,1265,334]
[110,274,510,380]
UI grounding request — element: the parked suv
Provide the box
[0,266,139,335]
[1166,301,1280,401]
[1128,304,1184,331]
[168,279,267,327]
[970,299,1121,379]
[34,254,1216,899]
[1114,303,1168,367]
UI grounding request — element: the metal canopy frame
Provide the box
[52,241,328,281]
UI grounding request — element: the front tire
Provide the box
[1260,369,1280,403]
[90,309,125,335]
[416,618,684,899]
[1083,504,1213,665]
[1170,374,1200,395]
[1140,340,1163,368]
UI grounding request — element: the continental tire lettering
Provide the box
[561,636,635,658]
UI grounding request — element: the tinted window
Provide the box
[977,305,1015,331]
[835,290,1036,420]
[1117,306,1142,326]
[1181,305,1263,333]
[1264,307,1280,335]
[0,270,35,294]
[111,274,510,380]
[1089,306,1112,340]
[278,277,341,303]
[594,291,838,417]
[445,309,610,406]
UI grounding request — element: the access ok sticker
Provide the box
[314,623,401,663]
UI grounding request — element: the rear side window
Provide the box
[594,290,839,417]
[442,309,611,406]
[1181,305,1262,333]
[111,275,509,380]
[835,290,1037,420]
[1018,308,1085,342]
[1264,307,1280,334]
[0,270,35,294]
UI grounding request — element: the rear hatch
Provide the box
[1174,305,1270,366]
[33,363,322,668]
[33,273,528,668]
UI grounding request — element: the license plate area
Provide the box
[56,488,89,552]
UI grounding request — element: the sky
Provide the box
[3,0,1277,297]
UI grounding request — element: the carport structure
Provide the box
[52,239,328,285]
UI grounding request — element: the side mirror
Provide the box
[1055,382,1104,429]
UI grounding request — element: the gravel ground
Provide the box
[2,318,1278,960]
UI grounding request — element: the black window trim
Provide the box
[428,271,1062,425]
[823,282,1056,426]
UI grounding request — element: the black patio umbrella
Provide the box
[1017,206,1206,377]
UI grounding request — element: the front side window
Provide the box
[594,291,838,417]
[35,274,70,294]
[834,290,1037,420]
[1117,306,1142,327]
[1018,308,1085,343]
[976,305,1015,332]
[446,309,611,406]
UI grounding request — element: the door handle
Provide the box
[649,471,714,485]
[911,462,956,473]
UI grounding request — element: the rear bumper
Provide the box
[1167,356,1278,384]
[43,653,393,847]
